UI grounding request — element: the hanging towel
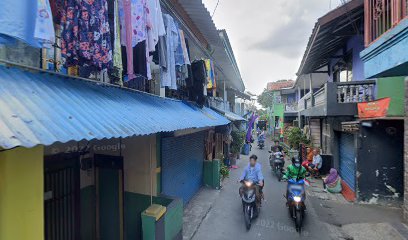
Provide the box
[0,0,55,48]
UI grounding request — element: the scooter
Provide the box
[269,151,284,181]
[286,179,306,232]
[240,180,260,230]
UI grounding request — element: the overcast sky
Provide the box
[202,0,344,95]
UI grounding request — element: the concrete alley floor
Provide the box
[183,138,408,240]
[184,141,330,240]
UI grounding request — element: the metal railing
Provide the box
[364,0,408,46]
[208,97,231,112]
[284,103,298,112]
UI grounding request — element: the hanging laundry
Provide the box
[152,36,167,69]
[210,59,216,88]
[205,59,213,88]
[0,0,55,48]
[34,0,56,48]
[121,41,148,80]
[174,22,185,66]
[59,0,113,71]
[108,0,123,85]
[191,60,207,107]
[178,30,191,65]
[147,0,165,52]
[161,14,178,90]
[118,0,152,80]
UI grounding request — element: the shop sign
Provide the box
[358,98,391,119]
[341,121,360,132]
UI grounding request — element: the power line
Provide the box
[212,0,221,18]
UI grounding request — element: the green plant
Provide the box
[220,162,230,179]
[286,127,310,150]
[230,130,246,154]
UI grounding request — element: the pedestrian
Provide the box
[323,168,342,193]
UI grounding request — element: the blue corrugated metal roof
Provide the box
[0,65,230,149]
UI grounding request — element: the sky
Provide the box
[202,0,345,95]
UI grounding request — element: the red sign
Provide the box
[358,98,391,119]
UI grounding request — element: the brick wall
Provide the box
[404,77,408,221]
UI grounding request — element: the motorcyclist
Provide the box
[271,140,284,155]
[270,140,284,168]
[283,157,307,203]
[283,157,307,180]
[239,154,264,207]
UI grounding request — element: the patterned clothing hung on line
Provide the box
[60,0,113,70]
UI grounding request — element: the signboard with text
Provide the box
[358,98,391,119]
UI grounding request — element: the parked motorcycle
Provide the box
[240,180,260,230]
[269,151,284,181]
[286,178,306,232]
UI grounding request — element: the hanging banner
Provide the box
[358,98,391,119]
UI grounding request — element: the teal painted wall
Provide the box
[377,77,405,116]
[80,186,96,240]
[124,192,182,240]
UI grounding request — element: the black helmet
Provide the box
[292,157,301,165]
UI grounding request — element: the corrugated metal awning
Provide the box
[0,65,230,149]
[210,107,246,122]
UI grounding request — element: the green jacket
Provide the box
[283,164,306,180]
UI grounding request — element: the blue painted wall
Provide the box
[328,35,365,82]
[361,18,408,78]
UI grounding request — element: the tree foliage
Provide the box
[230,130,246,154]
[257,89,274,109]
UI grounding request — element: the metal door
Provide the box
[161,132,205,204]
[339,133,356,192]
[44,153,80,240]
[95,154,124,240]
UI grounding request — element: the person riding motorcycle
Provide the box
[270,140,285,168]
[240,154,264,207]
[283,157,307,180]
[283,157,307,203]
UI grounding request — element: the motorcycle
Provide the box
[286,178,306,232]
[269,151,284,181]
[240,180,260,230]
[257,139,265,149]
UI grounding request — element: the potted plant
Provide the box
[230,130,245,165]
[285,127,310,150]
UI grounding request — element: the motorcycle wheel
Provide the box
[244,206,251,230]
[295,210,303,233]
[277,169,282,181]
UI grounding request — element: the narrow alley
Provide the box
[183,137,408,240]
[184,138,330,240]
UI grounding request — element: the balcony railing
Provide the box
[284,103,298,112]
[298,80,376,115]
[208,97,231,112]
[336,81,375,103]
[364,0,408,46]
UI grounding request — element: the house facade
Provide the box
[0,1,245,240]
[359,0,408,219]
[282,0,404,204]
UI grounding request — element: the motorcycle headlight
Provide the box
[245,181,252,187]
[293,196,301,202]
